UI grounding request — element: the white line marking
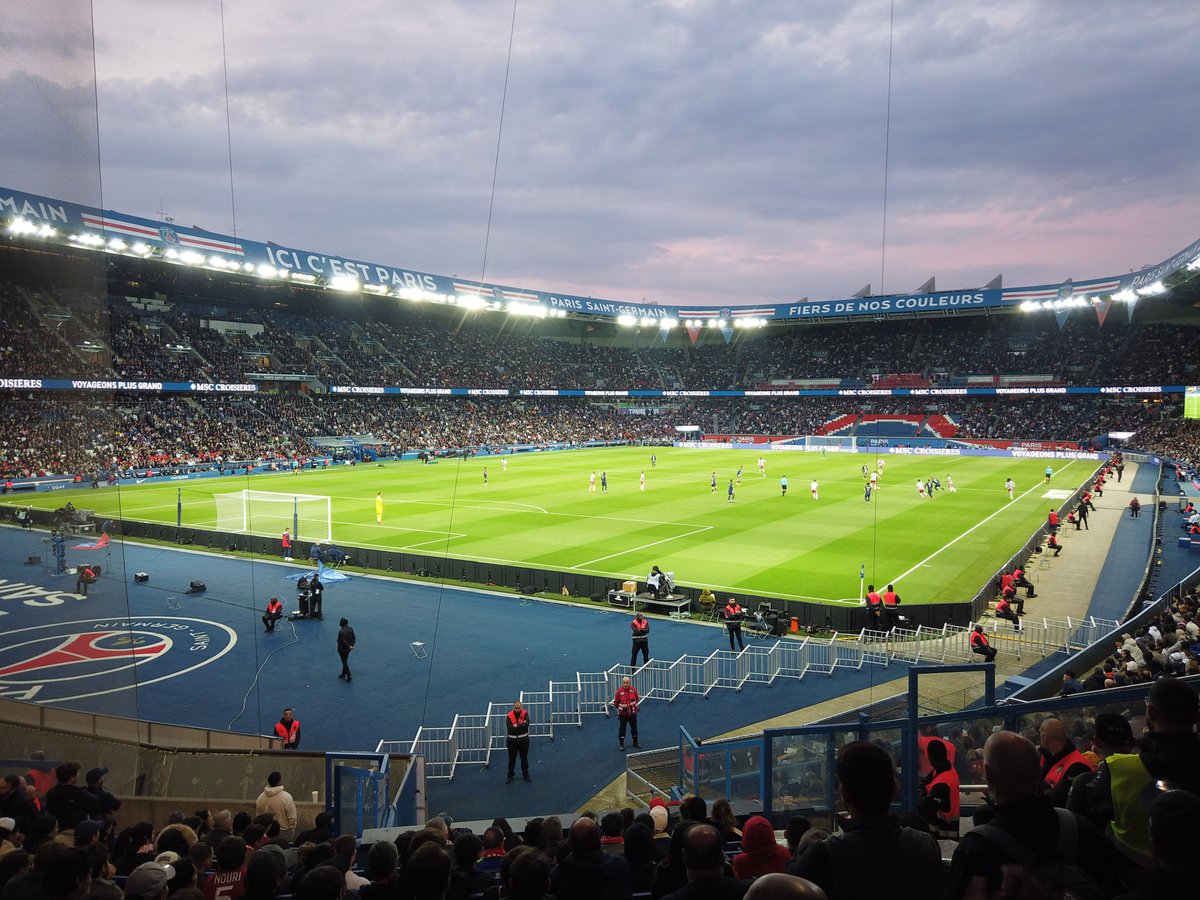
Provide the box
[888,460,1079,587]
[571,525,714,569]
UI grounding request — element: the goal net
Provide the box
[214,490,332,542]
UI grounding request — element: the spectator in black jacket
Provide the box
[0,775,38,831]
[84,768,121,817]
[43,763,101,831]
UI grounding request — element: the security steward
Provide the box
[881,584,902,628]
[505,699,531,783]
[919,737,960,839]
[75,565,98,597]
[630,613,650,667]
[275,707,301,749]
[262,596,284,632]
[723,597,745,651]
[971,625,997,662]
[864,584,884,630]
[613,676,641,751]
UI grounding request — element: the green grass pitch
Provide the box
[18,448,1088,606]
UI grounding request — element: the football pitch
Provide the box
[16,448,1088,606]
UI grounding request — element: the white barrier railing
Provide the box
[389,616,1120,778]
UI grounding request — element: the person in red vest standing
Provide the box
[274,708,301,750]
[881,584,901,628]
[919,737,960,839]
[612,676,641,751]
[281,529,292,561]
[723,597,745,650]
[505,700,531,783]
[864,584,884,630]
[629,613,650,667]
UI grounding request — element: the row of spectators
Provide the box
[4,277,1200,390]
[2,678,1196,900]
[1062,590,1200,696]
[2,392,1195,480]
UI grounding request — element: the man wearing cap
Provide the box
[0,816,20,856]
[1066,713,1135,826]
[253,772,297,841]
[125,858,175,900]
[73,818,103,849]
[85,768,121,816]
[274,709,301,750]
[44,762,102,831]
[1079,678,1200,867]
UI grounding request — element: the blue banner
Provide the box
[2,186,1197,324]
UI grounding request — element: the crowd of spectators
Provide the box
[1061,590,1200,697]
[3,274,1200,481]
[0,391,1193,480]
[3,275,1200,392]
[2,678,1194,900]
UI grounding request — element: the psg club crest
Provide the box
[1055,282,1074,300]
[719,307,732,320]
[0,617,236,703]
[159,225,180,246]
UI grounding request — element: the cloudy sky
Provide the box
[5,1,1200,306]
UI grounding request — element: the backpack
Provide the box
[970,807,1105,900]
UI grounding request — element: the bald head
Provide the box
[983,731,1042,803]
[568,816,601,855]
[745,873,830,900]
[1038,717,1068,753]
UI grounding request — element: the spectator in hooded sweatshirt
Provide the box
[253,773,296,842]
[732,817,792,879]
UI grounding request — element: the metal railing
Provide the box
[381,614,1115,779]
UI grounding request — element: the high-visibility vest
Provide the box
[1043,748,1093,788]
[1105,753,1155,865]
[928,768,960,823]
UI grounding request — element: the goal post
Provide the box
[213,490,332,542]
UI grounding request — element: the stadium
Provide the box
[1,3,1199,896]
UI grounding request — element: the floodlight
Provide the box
[329,274,360,291]
[716,319,727,328]
[660,318,677,329]
[1112,289,1136,302]
[617,314,637,326]
[256,263,279,278]
[1135,281,1165,296]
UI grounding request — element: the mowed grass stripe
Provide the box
[16,449,1083,604]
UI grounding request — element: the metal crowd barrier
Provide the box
[390,616,1117,779]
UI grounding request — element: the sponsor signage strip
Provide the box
[3,187,1197,323]
[0,380,1185,397]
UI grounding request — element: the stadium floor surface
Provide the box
[0,525,909,819]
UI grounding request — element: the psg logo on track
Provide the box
[0,617,236,704]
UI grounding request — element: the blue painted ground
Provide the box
[0,526,907,819]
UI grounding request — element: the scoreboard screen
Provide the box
[1185,387,1200,420]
